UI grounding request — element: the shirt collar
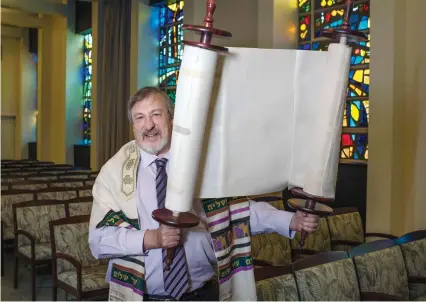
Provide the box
[139,147,171,169]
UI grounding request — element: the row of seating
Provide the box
[1,165,109,300]
[254,230,426,301]
[2,178,95,191]
[249,192,397,266]
[1,164,99,300]
[12,198,108,301]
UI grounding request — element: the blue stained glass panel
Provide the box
[299,43,311,50]
[158,0,184,102]
[347,68,369,97]
[82,33,92,145]
[341,133,368,160]
[343,100,369,128]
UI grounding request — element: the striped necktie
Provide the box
[155,158,189,299]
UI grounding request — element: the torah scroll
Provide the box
[166,43,351,209]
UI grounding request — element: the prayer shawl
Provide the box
[90,141,257,301]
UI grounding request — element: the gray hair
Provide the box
[127,86,174,124]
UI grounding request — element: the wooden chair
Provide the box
[66,197,93,217]
[77,186,93,198]
[49,215,109,301]
[49,179,85,189]
[350,239,409,300]
[1,175,26,184]
[254,264,299,301]
[27,175,58,181]
[396,230,426,300]
[57,173,90,180]
[35,187,78,201]
[10,180,50,191]
[1,190,35,246]
[13,199,68,300]
[249,192,293,266]
[293,251,361,301]
[327,207,397,251]
[84,178,96,187]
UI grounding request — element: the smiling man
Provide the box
[88,86,319,301]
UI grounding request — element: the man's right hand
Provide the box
[143,225,181,251]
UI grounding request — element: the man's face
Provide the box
[131,94,172,156]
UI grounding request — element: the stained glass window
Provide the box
[82,32,92,145]
[158,0,184,102]
[298,0,370,163]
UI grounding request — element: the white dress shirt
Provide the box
[89,148,296,296]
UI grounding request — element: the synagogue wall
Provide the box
[367,0,426,235]
[1,26,37,160]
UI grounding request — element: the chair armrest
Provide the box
[253,259,274,267]
[16,230,36,260]
[409,276,426,284]
[331,239,362,247]
[55,252,83,294]
[55,252,82,272]
[365,232,397,240]
[361,292,403,301]
[292,248,319,257]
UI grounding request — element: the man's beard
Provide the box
[139,129,169,155]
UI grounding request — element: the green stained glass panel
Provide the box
[299,0,311,13]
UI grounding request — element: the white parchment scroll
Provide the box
[165,45,218,213]
[167,43,351,206]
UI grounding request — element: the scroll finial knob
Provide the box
[204,0,216,28]
[182,0,232,53]
[318,0,367,43]
[341,0,353,31]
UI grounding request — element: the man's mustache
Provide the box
[140,129,161,137]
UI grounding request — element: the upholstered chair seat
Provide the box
[57,265,109,292]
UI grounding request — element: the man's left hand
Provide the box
[289,211,320,233]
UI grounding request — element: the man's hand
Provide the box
[289,211,320,234]
[144,225,181,251]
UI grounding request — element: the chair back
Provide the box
[50,215,106,275]
[396,230,426,300]
[293,251,360,301]
[255,265,299,301]
[27,175,58,181]
[350,239,409,300]
[49,180,85,189]
[67,197,93,216]
[36,187,78,201]
[10,180,50,191]
[78,186,93,198]
[1,176,26,184]
[291,217,331,257]
[13,199,67,247]
[249,192,293,266]
[1,190,35,230]
[327,207,364,251]
[57,173,89,180]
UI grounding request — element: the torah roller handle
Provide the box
[152,0,231,270]
[288,0,367,249]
